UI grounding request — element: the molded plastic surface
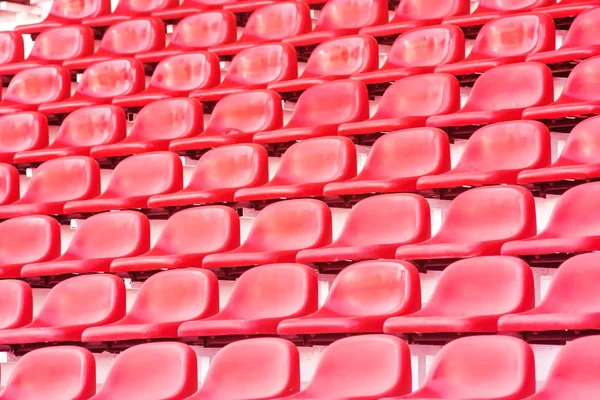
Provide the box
[0,280,32,329]
[0,32,23,66]
[83,0,177,27]
[0,112,48,163]
[443,0,555,28]
[0,164,18,206]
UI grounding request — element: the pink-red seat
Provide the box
[83,0,178,28]
[149,144,269,208]
[384,256,534,334]
[0,274,125,346]
[417,121,551,192]
[278,260,421,336]
[13,105,126,165]
[235,137,356,202]
[533,0,600,23]
[0,112,48,163]
[0,280,32,329]
[395,185,537,266]
[91,98,203,158]
[0,156,100,219]
[63,152,183,215]
[202,199,331,270]
[178,263,318,338]
[296,195,431,265]
[0,347,96,400]
[110,206,240,272]
[151,0,245,20]
[89,342,197,400]
[0,32,24,69]
[281,335,412,400]
[0,164,19,206]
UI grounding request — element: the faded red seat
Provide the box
[278,260,421,336]
[149,144,269,208]
[0,112,48,163]
[64,152,183,215]
[0,32,24,68]
[83,0,177,28]
[178,263,318,338]
[202,199,331,270]
[0,164,19,206]
[0,156,100,219]
[0,280,32,329]
[532,0,600,29]
[152,0,247,20]
[110,206,240,272]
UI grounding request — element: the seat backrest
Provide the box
[185,144,269,191]
[553,116,600,166]
[300,335,412,398]
[75,58,145,100]
[223,43,297,86]
[148,52,220,93]
[95,342,197,399]
[129,98,203,141]
[195,338,300,399]
[270,137,357,186]
[47,0,110,21]
[383,25,465,69]
[434,185,536,242]
[240,1,311,43]
[112,0,176,15]
[4,65,71,105]
[0,32,23,65]
[0,280,32,329]
[393,0,469,21]
[541,182,600,237]
[554,55,600,103]
[168,11,237,50]
[474,0,555,13]
[97,17,165,56]
[102,152,183,198]
[35,274,125,326]
[53,105,126,148]
[20,156,100,203]
[373,74,460,119]
[451,120,550,173]
[560,7,600,48]
[29,26,94,62]
[461,62,553,112]
[0,112,48,154]
[0,215,60,268]
[314,0,388,32]
[416,336,535,398]
[0,163,18,205]
[222,263,318,319]
[285,80,369,128]
[0,347,96,400]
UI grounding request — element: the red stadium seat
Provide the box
[0,275,125,346]
[278,260,421,336]
[282,335,412,399]
[384,256,534,335]
[83,0,178,28]
[21,211,149,277]
[0,347,96,400]
[385,336,535,399]
[325,128,450,196]
[0,164,19,206]
[178,264,318,338]
[110,206,240,272]
[39,59,146,117]
[417,121,551,194]
[532,0,600,30]
[152,0,244,20]
[0,112,49,163]
[63,18,166,71]
[235,137,356,202]
[90,342,197,400]
[149,144,269,208]
[91,98,203,158]
[427,62,554,139]
[0,216,61,279]
[13,105,126,165]
[63,152,182,215]
[0,280,31,329]
[0,156,100,219]
[252,81,369,147]
[395,185,537,268]
[340,75,460,143]
[0,32,24,68]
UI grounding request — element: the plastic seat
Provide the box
[90,342,197,400]
[281,335,412,400]
[178,263,317,338]
[202,200,331,270]
[0,216,60,278]
[169,91,283,153]
[235,137,356,202]
[110,207,240,272]
[325,129,450,196]
[0,112,48,163]
[0,275,125,345]
[339,75,460,142]
[0,347,96,400]
[395,186,537,266]
[253,81,369,146]
[278,260,421,335]
[39,59,146,116]
[91,98,203,158]
[13,105,126,164]
[151,0,244,20]
[417,121,551,192]
[532,0,600,30]
[0,156,100,219]
[384,256,534,334]
[427,62,554,139]
[0,164,19,206]
[187,338,299,399]
[0,32,24,68]
[63,18,165,71]
[83,0,178,28]
[149,145,269,208]
[0,280,32,329]
[63,152,182,215]
[112,53,220,109]
[385,336,535,399]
